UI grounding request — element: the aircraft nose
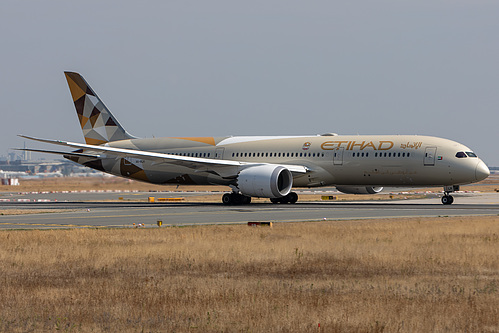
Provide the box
[475,160,490,181]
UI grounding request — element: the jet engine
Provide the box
[237,165,293,198]
[335,186,383,194]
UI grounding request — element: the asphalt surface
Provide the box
[0,192,498,229]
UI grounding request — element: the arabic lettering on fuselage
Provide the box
[400,142,423,150]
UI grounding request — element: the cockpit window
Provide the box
[466,152,477,158]
[455,152,467,158]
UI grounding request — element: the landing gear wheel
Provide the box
[222,193,233,205]
[441,195,454,205]
[270,192,298,204]
[288,192,298,204]
[222,193,252,205]
[241,195,251,204]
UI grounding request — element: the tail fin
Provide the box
[64,72,136,145]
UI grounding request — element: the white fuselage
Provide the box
[98,134,488,188]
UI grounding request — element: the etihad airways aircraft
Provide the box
[19,72,490,205]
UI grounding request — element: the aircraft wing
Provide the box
[18,135,309,177]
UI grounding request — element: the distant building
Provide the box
[1,178,19,186]
[0,157,106,178]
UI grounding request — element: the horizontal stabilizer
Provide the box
[15,148,100,159]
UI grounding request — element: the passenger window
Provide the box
[455,152,467,158]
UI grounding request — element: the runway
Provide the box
[1,192,498,229]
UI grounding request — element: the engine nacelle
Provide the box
[237,165,293,198]
[336,186,383,195]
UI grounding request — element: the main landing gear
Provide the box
[222,192,251,205]
[221,191,299,205]
[441,185,459,205]
[270,192,298,204]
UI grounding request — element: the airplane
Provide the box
[18,72,490,205]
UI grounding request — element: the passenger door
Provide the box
[215,148,225,160]
[333,147,344,166]
[424,147,437,166]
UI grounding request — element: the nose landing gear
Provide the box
[442,185,459,205]
[441,194,454,205]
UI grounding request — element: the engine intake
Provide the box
[336,186,383,195]
[237,165,293,198]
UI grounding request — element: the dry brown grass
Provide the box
[0,176,230,193]
[0,216,498,332]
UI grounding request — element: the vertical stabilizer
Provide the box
[64,72,136,145]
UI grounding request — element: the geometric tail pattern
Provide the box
[64,72,136,145]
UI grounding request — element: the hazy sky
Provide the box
[1,1,498,165]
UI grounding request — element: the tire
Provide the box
[222,193,233,205]
[241,196,252,204]
[441,195,453,205]
[232,194,243,205]
[288,192,298,204]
